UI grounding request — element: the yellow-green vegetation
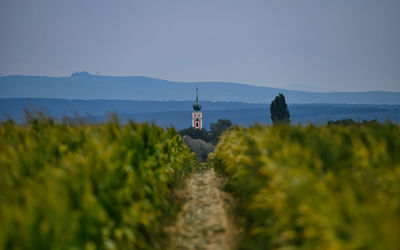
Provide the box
[211,124,400,250]
[0,115,194,250]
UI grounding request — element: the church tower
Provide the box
[192,87,203,129]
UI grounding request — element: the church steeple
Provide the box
[193,87,202,111]
[192,87,203,129]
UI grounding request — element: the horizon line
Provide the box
[1,71,399,93]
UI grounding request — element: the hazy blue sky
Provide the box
[1,0,399,92]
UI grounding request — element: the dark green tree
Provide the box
[179,127,210,142]
[209,118,232,145]
[270,93,290,125]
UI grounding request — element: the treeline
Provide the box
[327,118,379,126]
[179,118,232,145]
[0,113,195,249]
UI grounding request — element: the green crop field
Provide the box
[211,124,400,250]
[2,114,400,250]
[0,115,195,249]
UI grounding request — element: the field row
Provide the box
[0,116,195,249]
[211,124,400,250]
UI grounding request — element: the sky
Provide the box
[0,0,399,92]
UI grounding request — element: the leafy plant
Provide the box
[211,123,400,250]
[0,115,195,249]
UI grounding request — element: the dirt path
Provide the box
[168,168,237,250]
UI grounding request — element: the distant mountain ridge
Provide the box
[1,72,400,104]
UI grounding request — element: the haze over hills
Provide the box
[2,72,400,128]
[1,72,400,104]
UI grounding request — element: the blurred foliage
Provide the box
[0,113,194,250]
[211,123,400,250]
[182,136,214,163]
[327,118,379,126]
[209,119,232,145]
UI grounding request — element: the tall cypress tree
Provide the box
[270,93,290,125]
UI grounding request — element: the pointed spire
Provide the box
[193,87,201,111]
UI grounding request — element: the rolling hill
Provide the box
[1,72,400,104]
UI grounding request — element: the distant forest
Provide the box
[1,98,399,129]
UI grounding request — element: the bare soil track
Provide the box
[168,168,237,250]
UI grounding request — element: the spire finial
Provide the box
[193,87,201,111]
